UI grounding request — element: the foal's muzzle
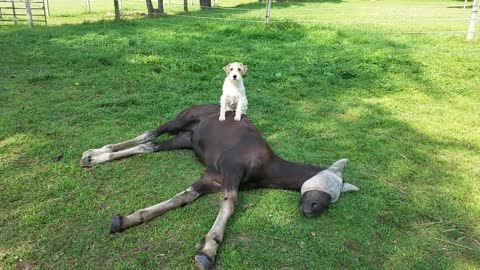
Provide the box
[299,190,331,217]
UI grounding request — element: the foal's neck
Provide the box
[264,156,323,190]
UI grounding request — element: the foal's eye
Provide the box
[230,68,233,71]
[238,68,241,72]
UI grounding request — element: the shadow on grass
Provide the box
[0,10,479,270]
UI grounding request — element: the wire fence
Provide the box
[162,0,479,36]
[1,0,478,37]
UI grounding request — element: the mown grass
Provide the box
[1,0,480,269]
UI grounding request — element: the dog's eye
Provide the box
[238,68,241,72]
[230,68,233,71]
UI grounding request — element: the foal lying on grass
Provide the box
[80,104,359,270]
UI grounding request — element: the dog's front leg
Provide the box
[234,97,246,121]
[219,95,226,121]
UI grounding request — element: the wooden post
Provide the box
[264,0,272,23]
[11,0,17,25]
[466,0,479,41]
[25,0,33,28]
[44,0,50,17]
[184,0,188,13]
[86,0,91,13]
[464,0,468,9]
[114,0,120,19]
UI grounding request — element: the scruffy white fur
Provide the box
[219,62,248,121]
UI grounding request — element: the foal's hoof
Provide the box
[194,252,213,270]
[82,149,96,157]
[109,214,124,234]
[80,155,94,167]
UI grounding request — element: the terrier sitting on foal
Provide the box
[219,62,248,121]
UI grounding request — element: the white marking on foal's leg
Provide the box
[81,130,156,161]
[80,143,155,167]
[195,191,238,270]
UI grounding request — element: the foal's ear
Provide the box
[341,183,359,192]
[329,158,348,173]
[223,64,231,74]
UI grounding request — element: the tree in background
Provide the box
[145,0,164,15]
[199,0,212,9]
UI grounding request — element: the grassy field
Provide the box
[1,0,480,269]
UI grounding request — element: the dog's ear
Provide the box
[223,64,231,74]
[241,64,248,74]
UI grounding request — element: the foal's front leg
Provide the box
[110,173,220,234]
[195,190,238,270]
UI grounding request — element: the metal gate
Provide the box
[0,0,48,27]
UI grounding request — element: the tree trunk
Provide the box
[184,0,188,13]
[157,0,164,14]
[199,0,211,9]
[145,0,155,15]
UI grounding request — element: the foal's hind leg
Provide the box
[82,115,192,156]
[80,113,195,166]
[195,162,242,270]
[109,171,220,234]
[80,132,192,167]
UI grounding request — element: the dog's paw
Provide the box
[234,115,241,121]
[219,116,225,121]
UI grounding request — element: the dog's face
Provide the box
[224,62,248,81]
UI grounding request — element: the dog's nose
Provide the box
[233,75,237,79]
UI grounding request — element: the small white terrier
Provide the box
[219,62,248,121]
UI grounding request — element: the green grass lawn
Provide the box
[1,0,480,269]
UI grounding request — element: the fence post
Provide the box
[464,0,468,9]
[44,0,50,17]
[466,0,479,41]
[25,0,33,28]
[86,0,91,13]
[264,0,272,23]
[114,0,120,19]
[11,0,17,25]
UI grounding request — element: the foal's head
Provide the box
[299,159,359,217]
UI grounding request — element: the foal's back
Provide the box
[183,104,274,180]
